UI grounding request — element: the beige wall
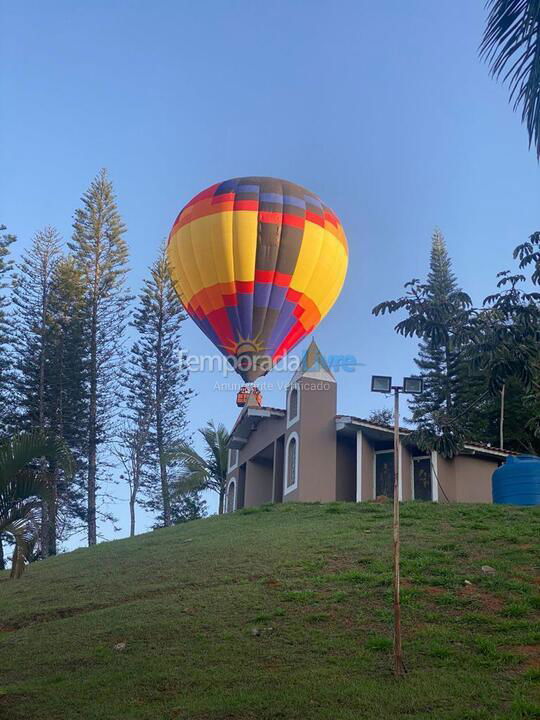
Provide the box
[401,444,414,501]
[436,455,456,502]
[287,377,337,503]
[453,455,497,503]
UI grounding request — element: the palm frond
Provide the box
[481,0,540,157]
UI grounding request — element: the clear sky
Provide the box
[1,0,538,540]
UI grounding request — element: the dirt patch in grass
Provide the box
[423,586,445,596]
[512,644,540,669]
[459,585,504,612]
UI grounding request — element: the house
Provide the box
[225,340,510,512]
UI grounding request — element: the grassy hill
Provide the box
[0,501,539,720]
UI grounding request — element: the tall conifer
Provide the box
[127,246,192,528]
[70,169,130,545]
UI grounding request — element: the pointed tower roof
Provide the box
[289,338,336,386]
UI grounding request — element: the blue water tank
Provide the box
[492,455,540,505]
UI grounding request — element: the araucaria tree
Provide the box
[12,227,62,555]
[70,170,130,546]
[0,225,16,436]
[13,227,62,430]
[44,258,89,548]
[373,230,473,457]
[127,246,193,528]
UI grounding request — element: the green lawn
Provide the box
[1,501,539,719]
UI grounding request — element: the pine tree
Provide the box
[44,257,89,550]
[408,231,470,423]
[69,169,130,546]
[128,246,192,528]
[12,227,62,556]
[373,230,473,457]
[13,227,62,430]
[0,225,16,436]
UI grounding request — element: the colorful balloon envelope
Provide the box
[167,177,348,382]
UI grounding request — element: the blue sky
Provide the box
[1,0,538,539]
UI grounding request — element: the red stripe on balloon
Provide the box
[212,192,236,204]
[259,211,305,229]
[234,200,259,211]
[324,210,338,228]
[286,288,302,302]
[306,211,325,227]
[206,307,235,346]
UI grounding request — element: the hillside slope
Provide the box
[0,502,539,720]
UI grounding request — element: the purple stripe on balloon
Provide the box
[254,281,273,309]
[267,300,298,355]
[265,284,288,310]
[237,292,253,338]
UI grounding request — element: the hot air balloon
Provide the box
[167,177,348,384]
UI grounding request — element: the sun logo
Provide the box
[223,334,273,381]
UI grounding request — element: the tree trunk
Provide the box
[129,494,136,537]
[155,307,171,527]
[39,280,49,558]
[47,466,58,556]
[87,295,98,546]
[218,488,225,515]
[0,536,5,571]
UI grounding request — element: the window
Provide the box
[413,456,432,501]
[228,448,239,471]
[287,386,299,427]
[226,479,236,513]
[284,432,299,494]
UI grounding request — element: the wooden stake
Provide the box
[393,387,406,676]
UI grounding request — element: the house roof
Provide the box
[228,407,515,459]
[335,415,515,459]
[228,405,285,450]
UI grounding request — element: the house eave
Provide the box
[228,407,285,450]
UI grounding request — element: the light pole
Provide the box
[371,375,423,677]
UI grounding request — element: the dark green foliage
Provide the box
[0,431,72,578]
[12,227,62,430]
[481,0,540,158]
[174,421,229,514]
[126,246,194,529]
[373,230,473,457]
[465,265,540,453]
[44,258,89,541]
[69,169,130,545]
[367,408,393,426]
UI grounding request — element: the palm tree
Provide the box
[0,432,72,578]
[174,421,229,514]
[481,0,540,157]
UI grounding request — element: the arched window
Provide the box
[226,479,236,513]
[287,386,299,427]
[284,433,299,495]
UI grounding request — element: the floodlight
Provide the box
[403,376,423,394]
[371,375,392,393]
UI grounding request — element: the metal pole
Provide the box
[499,383,505,450]
[393,387,405,676]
